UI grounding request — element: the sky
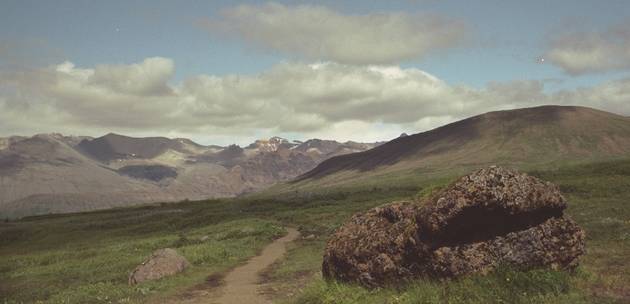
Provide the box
[1,0,630,146]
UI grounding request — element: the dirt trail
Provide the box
[213,228,300,304]
[168,227,300,304]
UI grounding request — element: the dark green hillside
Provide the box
[295,106,630,187]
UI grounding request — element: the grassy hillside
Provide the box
[1,159,629,303]
[294,106,630,188]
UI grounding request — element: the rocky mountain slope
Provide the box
[297,106,630,183]
[0,133,379,218]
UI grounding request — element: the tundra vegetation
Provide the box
[1,159,629,303]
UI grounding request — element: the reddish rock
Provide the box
[428,216,585,277]
[322,202,421,287]
[322,167,586,287]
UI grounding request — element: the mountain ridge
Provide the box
[296,105,630,182]
[0,133,380,218]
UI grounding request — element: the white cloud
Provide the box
[88,57,174,96]
[545,23,630,75]
[554,78,630,113]
[1,57,630,144]
[205,2,467,64]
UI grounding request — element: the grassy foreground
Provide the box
[264,160,630,304]
[0,203,286,303]
[1,159,630,303]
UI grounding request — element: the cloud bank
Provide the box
[546,23,630,75]
[204,2,467,65]
[1,57,630,143]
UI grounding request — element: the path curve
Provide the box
[212,227,300,304]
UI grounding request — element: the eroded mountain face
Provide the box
[322,167,586,288]
[0,133,379,218]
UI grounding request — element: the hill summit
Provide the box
[298,106,630,181]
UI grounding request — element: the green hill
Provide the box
[287,106,630,191]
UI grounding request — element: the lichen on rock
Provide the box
[322,202,422,287]
[322,166,586,287]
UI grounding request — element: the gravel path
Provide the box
[212,228,300,304]
[165,227,300,304]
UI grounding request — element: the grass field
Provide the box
[1,159,629,303]
[264,159,630,304]
[0,203,287,303]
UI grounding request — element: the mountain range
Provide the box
[3,105,630,219]
[0,133,380,218]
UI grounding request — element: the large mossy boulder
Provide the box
[322,202,421,287]
[322,166,586,287]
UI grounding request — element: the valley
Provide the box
[1,106,629,303]
[3,2,629,303]
[1,158,629,303]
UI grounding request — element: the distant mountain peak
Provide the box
[77,133,185,162]
[103,132,125,139]
[269,136,288,142]
[247,136,292,152]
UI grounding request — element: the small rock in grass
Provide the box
[129,248,190,285]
